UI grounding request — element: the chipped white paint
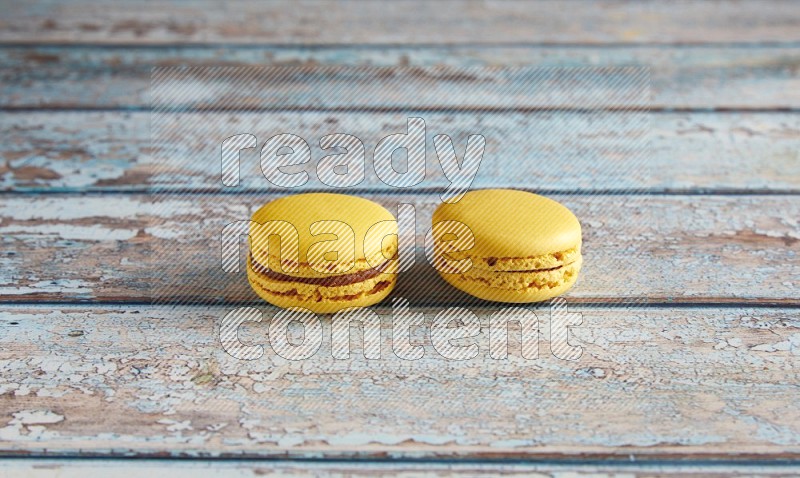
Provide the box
[12,410,64,425]
[0,224,138,241]
[750,333,800,355]
[0,410,64,442]
[0,279,94,296]
[0,196,207,220]
[158,419,194,432]
[144,225,185,239]
[0,197,145,221]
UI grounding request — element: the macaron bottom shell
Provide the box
[246,256,396,314]
[437,255,582,303]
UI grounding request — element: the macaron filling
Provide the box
[249,253,393,287]
[250,275,393,300]
[450,254,582,292]
[247,258,394,304]
[441,246,581,273]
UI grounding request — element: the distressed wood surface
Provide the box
[3,111,800,193]
[0,304,799,459]
[2,1,800,45]
[2,46,800,109]
[3,0,800,469]
[3,459,800,478]
[0,194,798,304]
[145,66,650,111]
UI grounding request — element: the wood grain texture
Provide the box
[2,1,799,45]
[146,65,650,111]
[3,459,800,477]
[1,304,799,459]
[0,194,797,303]
[3,111,800,193]
[2,46,800,109]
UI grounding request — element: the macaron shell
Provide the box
[250,193,397,273]
[432,189,582,303]
[432,189,581,261]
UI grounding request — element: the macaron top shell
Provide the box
[250,193,397,273]
[432,189,581,262]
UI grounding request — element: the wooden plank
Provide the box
[145,65,649,110]
[0,194,797,303]
[1,1,799,45]
[3,111,800,193]
[1,304,799,460]
[2,46,800,109]
[2,458,800,477]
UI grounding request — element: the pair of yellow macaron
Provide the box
[246,189,582,313]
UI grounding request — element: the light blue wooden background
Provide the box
[1,1,799,476]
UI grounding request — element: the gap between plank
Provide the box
[4,41,800,49]
[2,106,800,113]
[3,300,800,309]
[1,453,800,466]
[3,188,800,196]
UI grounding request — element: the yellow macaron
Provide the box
[431,189,582,303]
[247,193,398,313]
